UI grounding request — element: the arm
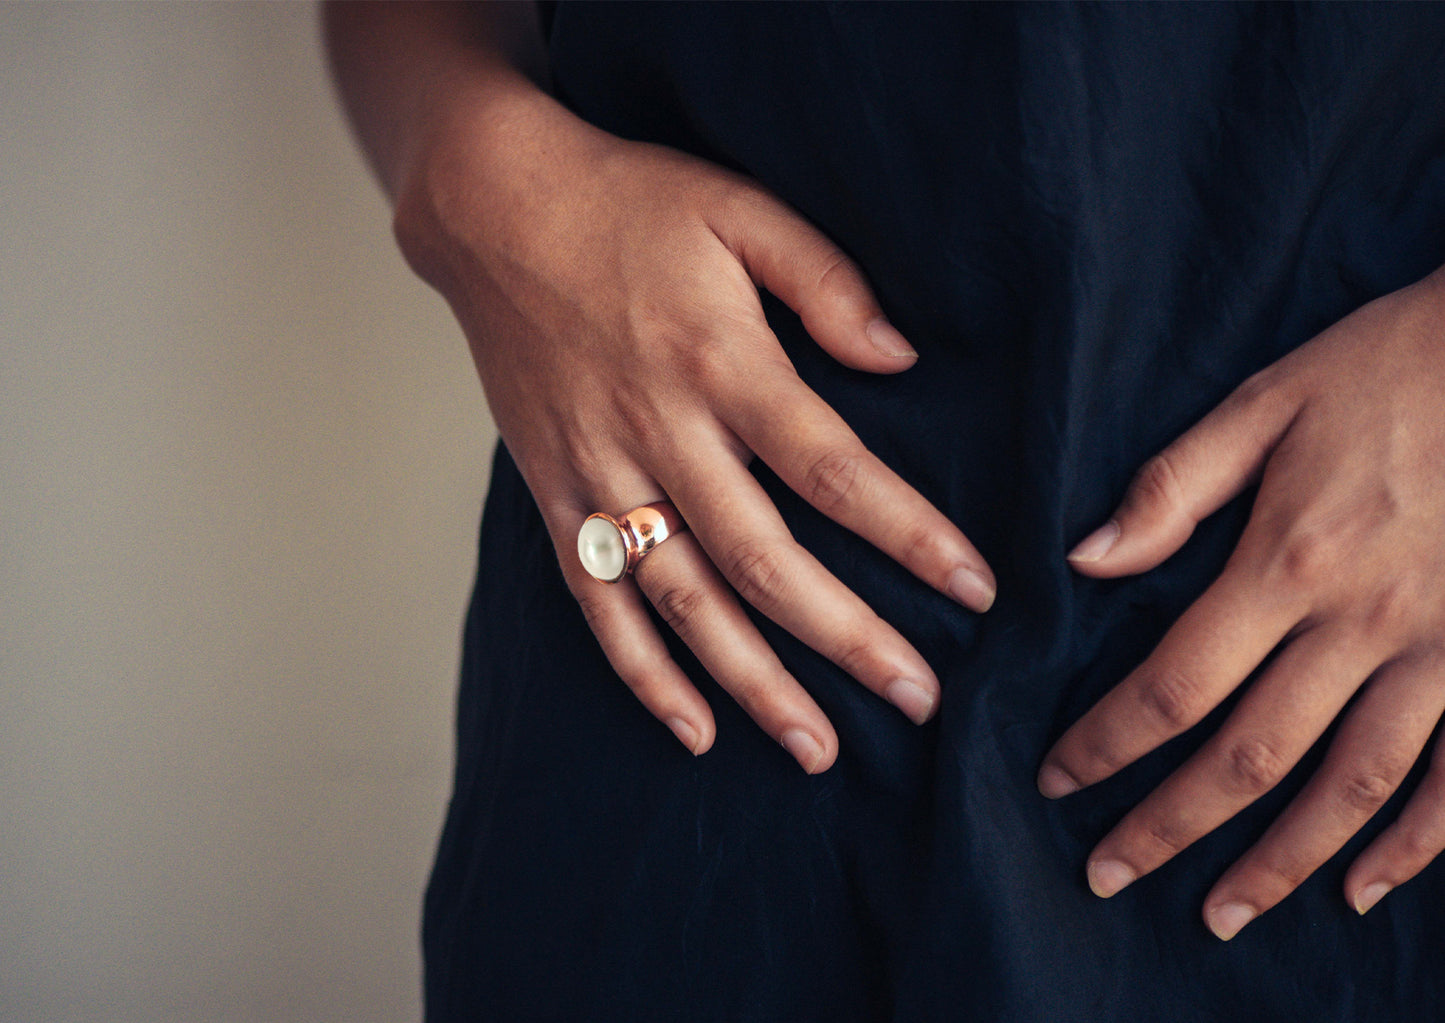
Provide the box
[324,1,549,200]
[323,2,996,771]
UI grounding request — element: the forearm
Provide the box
[322,0,549,201]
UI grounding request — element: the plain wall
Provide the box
[0,4,495,1020]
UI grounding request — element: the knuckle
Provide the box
[1359,582,1417,640]
[1078,736,1127,775]
[1278,539,1332,591]
[1221,736,1289,798]
[801,447,866,515]
[1392,820,1443,865]
[555,425,623,491]
[618,666,670,704]
[830,632,878,681]
[1130,452,1188,517]
[1136,666,1206,732]
[894,520,949,576]
[1267,518,1350,592]
[688,334,743,393]
[1226,364,1290,416]
[1256,851,1312,891]
[811,248,864,304]
[651,583,709,637]
[723,537,794,609]
[572,591,613,632]
[713,180,772,223]
[1337,765,1400,816]
[723,671,773,719]
[1140,813,1192,858]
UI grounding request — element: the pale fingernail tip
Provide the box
[865,317,918,359]
[1355,882,1392,915]
[666,716,701,755]
[1036,764,1080,799]
[1068,519,1121,564]
[781,728,826,773]
[946,566,996,612]
[885,678,937,725]
[1206,902,1256,941]
[1087,859,1136,899]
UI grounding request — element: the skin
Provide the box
[325,0,996,775]
[1042,268,1445,939]
[326,1,1445,940]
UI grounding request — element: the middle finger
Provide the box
[664,443,943,726]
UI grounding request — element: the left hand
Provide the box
[1038,265,1445,940]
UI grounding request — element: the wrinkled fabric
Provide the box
[424,5,1445,1020]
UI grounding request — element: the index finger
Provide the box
[729,368,997,612]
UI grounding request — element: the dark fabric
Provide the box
[424,4,1445,1020]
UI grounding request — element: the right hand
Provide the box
[395,86,995,772]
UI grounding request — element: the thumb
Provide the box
[709,187,917,373]
[1068,371,1300,577]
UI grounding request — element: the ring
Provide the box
[577,501,687,583]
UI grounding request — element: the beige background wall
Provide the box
[0,4,495,1021]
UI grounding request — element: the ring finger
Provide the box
[666,445,943,726]
[631,529,839,773]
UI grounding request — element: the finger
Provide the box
[1204,651,1443,938]
[632,531,839,773]
[707,187,919,372]
[1038,567,1297,798]
[734,369,995,611]
[1068,367,1300,577]
[549,494,718,757]
[662,443,944,726]
[1080,623,1378,904]
[1345,652,1445,916]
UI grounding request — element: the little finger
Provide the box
[558,547,719,757]
[1345,653,1445,916]
[1201,651,1444,938]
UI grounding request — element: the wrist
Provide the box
[391,74,583,297]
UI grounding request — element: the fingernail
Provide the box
[866,317,917,359]
[885,678,936,725]
[1207,901,1257,941]
[666,716,701,755]
[946,566,996,612]
[781,728,825,773]
[1037,764,1080,799]
[1355,882,1393,915]
[1087,859,1137,899]
[1068,520,1120,564]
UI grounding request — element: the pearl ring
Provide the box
[577,501,687,583]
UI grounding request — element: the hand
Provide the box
[395,86,995,772]
[1038,267,1445,938]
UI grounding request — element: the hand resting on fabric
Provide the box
[326,1,996,774]
[1041,267,1445,938]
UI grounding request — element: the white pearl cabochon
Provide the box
[578,516,628,581]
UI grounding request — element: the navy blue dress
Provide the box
[424,5,1445,1020]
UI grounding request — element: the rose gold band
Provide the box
[619,501,686,574]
